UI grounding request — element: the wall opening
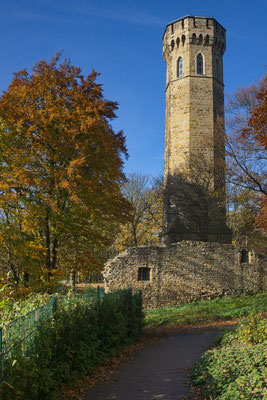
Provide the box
[241,250,249,263]
[138,267,151,281]
[177,57,183,77]
[197,53,204,75]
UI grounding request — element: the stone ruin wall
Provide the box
[103,241,267,309]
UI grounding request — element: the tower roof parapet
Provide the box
[162,15,226,40]
[163,15,226,57]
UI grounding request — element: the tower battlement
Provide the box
[163,16,226,51]
[163,16,226,87]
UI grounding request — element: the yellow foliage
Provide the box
[0,54,131,288]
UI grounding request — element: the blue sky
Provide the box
[1,0,266,177]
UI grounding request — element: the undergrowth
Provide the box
[191,313,267,400]
[0,289,143,400]
[0,287,98,326]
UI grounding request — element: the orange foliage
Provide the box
[0,54,131,284]
[229,75,267,231]
[255,196,267,231]
[246,75,267,228]
[246,74,267,149]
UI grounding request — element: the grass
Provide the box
[145,292,267,326]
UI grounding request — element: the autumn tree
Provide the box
[226,186,266,254]
[160,151,231,243]
[113,173,162,251]
[226,75,267,231]
[245,74,267,149]
[0,54,130,287]
[115,152,230,249]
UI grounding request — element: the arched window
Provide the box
[215,59,219,79]
[198,34,203,45]
[171,40,175,50]
[177,57,183,77]
[176,37,180,48]
[241,250,249,263]
[205,35,209,45]
[182,35,186,46]
[192,33,196,44]
[197,53,204,75]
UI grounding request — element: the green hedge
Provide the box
[191,313,267,400]
[0,289,143,400]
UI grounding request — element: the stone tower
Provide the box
[162,16,232,244]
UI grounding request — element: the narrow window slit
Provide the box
[177,57,183,77]
[197,53,204,75]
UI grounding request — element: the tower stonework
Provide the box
[103,16,267,309]
[163,15,232,244]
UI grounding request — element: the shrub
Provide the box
[191,313,267,400]
[237,312,267,344]
[0,289,143,400]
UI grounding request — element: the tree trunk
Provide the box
[44,211,51,270]
[51,237,58,269]
[70,270,76,287]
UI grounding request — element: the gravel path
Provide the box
[83,326,225,400]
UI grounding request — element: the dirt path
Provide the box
[82,326,227,400]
